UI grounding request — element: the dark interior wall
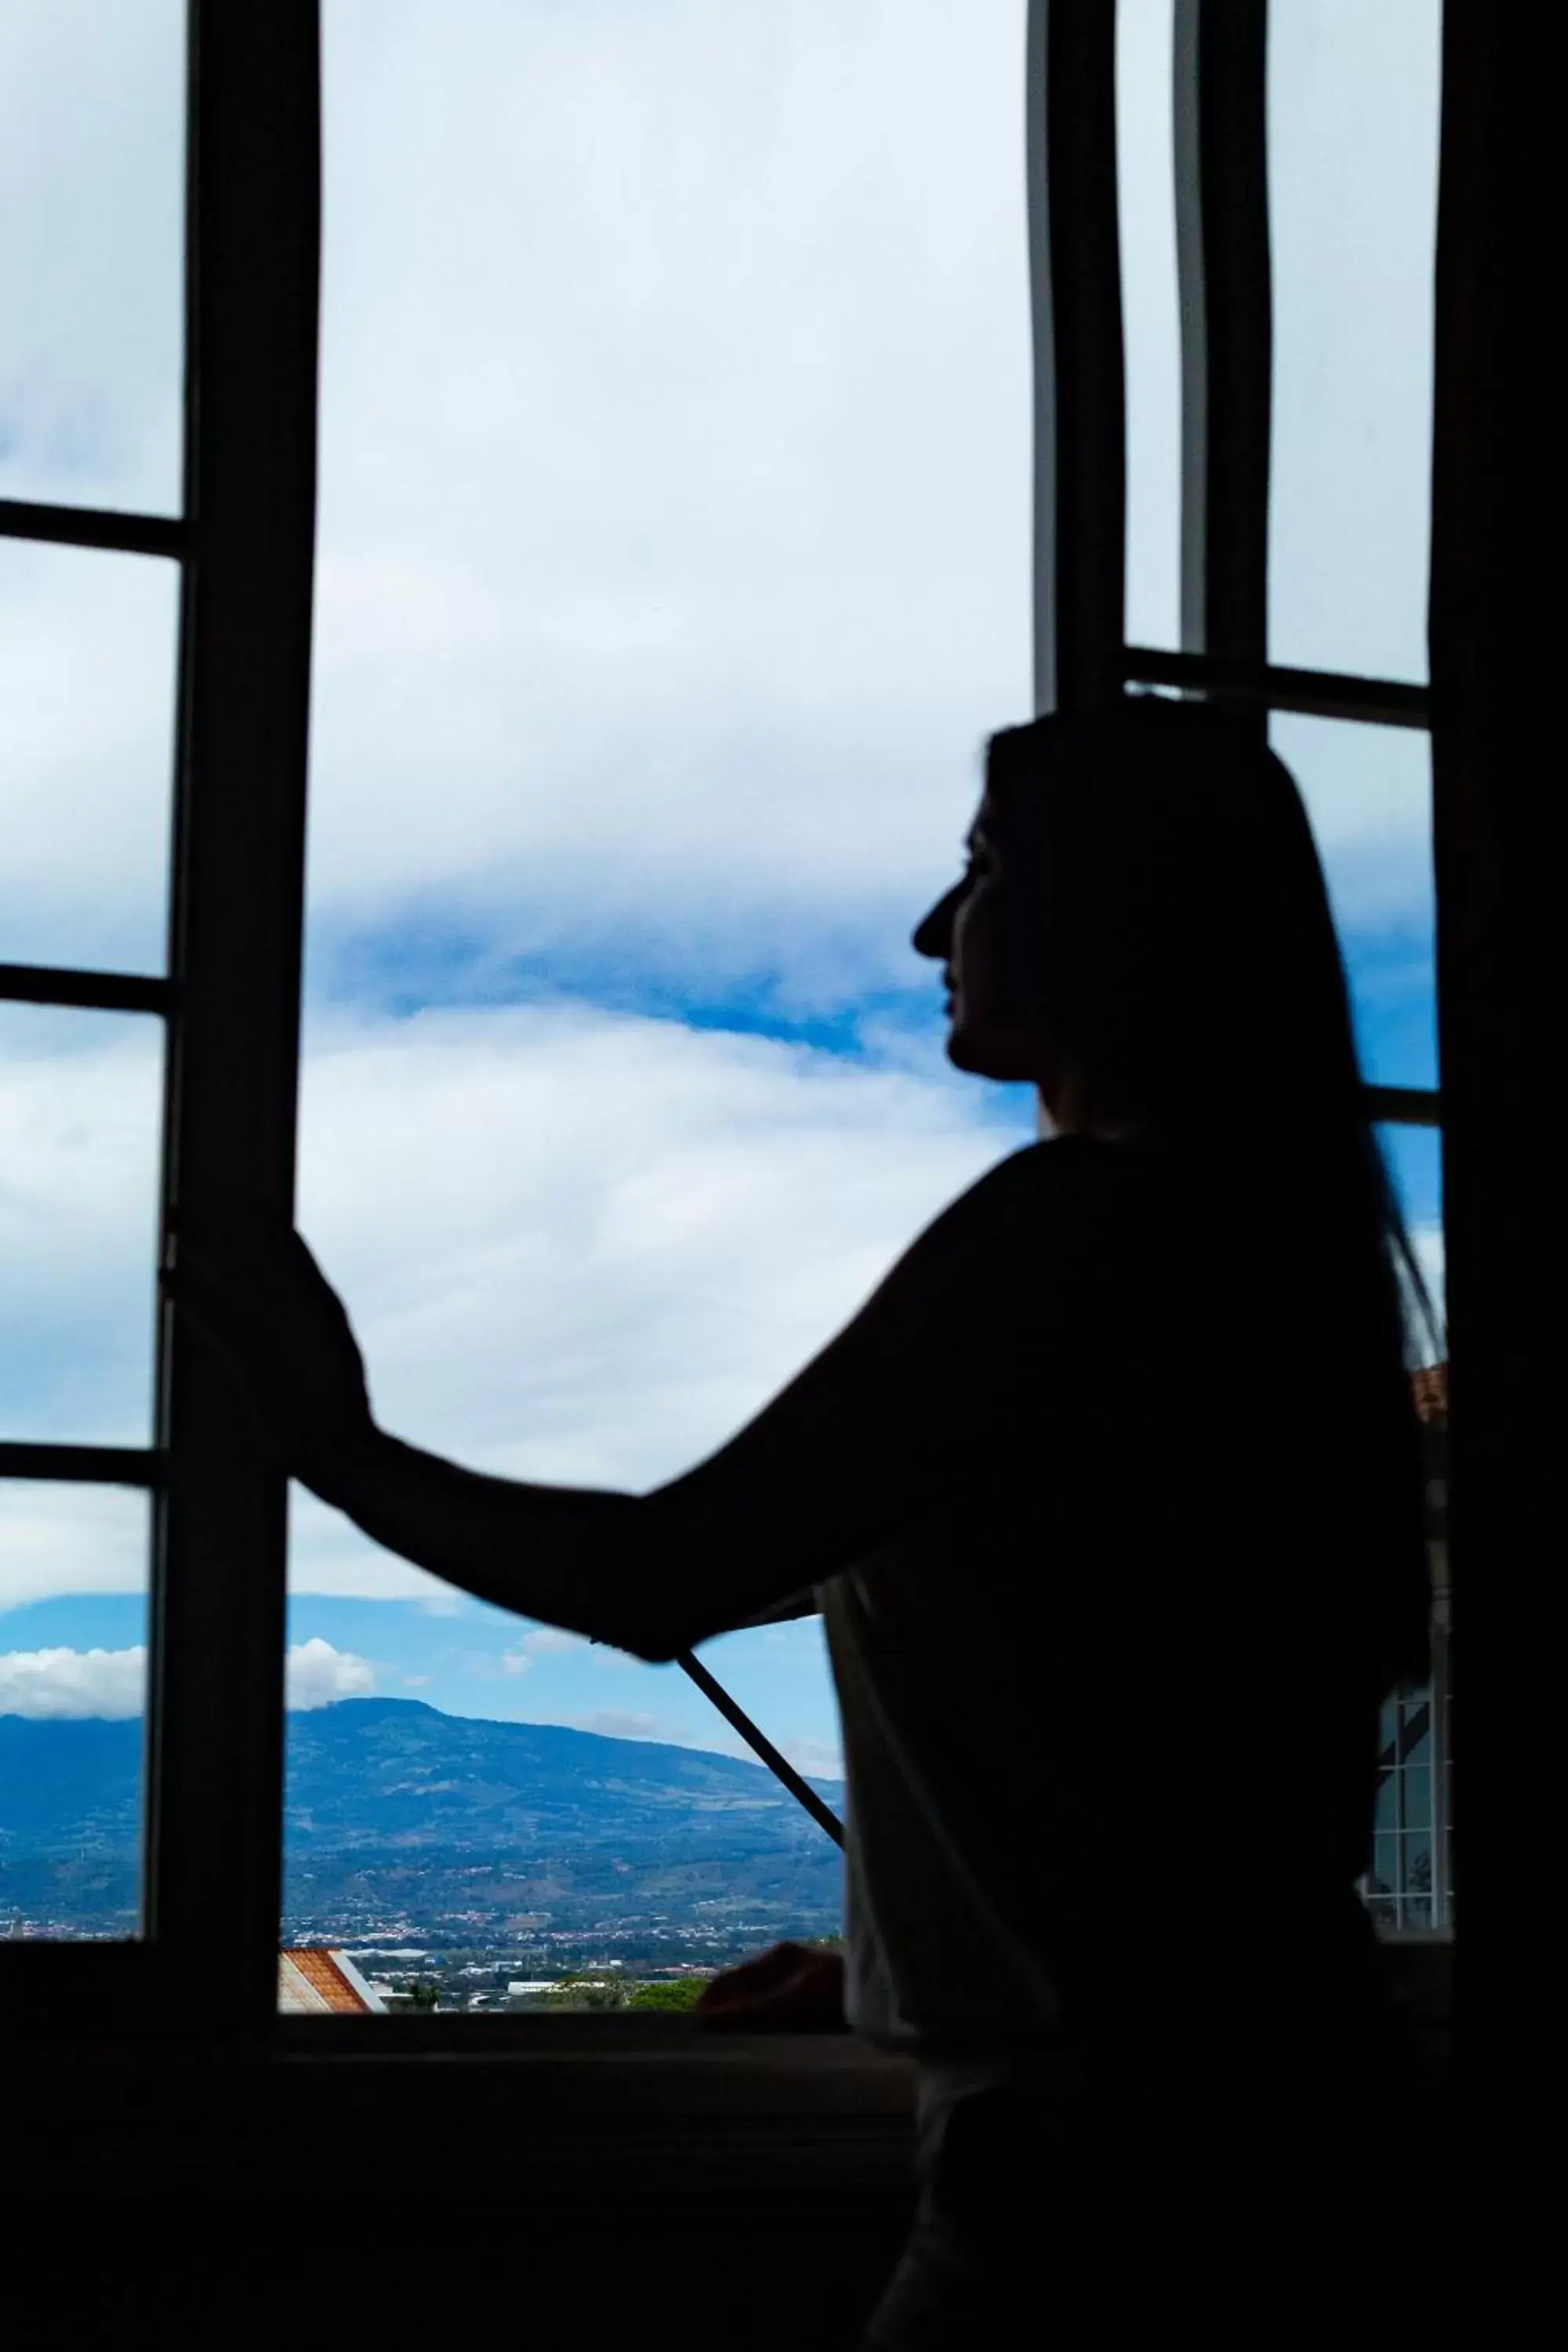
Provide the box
[11,2044,917,2349]
[1428,1,1558,2318]
[1429,0,1560,2042]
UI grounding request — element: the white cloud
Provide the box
[0,3,1437,1006]
[0,0,183,514]
[0,543,179,972]
[0,1483,149,1613]
[1266,0,1442,686]
[0,1642,145,1719]
[0,1006,165,1447]
[554,1706,842,1782]
[1269,716,1436,933]
[285,1489,466,1610]
[284,1637,377,1710]
[1,1,1035,995]
[498,1624,591,1679]
[782,1736,846,1785]
[0,1635,376,1715]
[298,0,1034,975]
[515,1628,586,1658]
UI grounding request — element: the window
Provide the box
[1105,0,1452,1937]
[2,6,321,2037]
[3,2,1459,2052]
[281,0,1034,2014]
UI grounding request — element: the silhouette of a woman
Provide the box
[176,699,1437,2347]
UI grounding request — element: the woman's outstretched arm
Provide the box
[172,1145,1053,1659]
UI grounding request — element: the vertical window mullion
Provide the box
[143,0,321,2042]
[1394,1697,1410,1929]
[1172,0,1272,691]
[1027,0,1127,718]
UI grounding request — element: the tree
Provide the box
[626,1976,709,2013]
[543,1975,628,2011]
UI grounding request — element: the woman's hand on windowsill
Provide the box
[692,1940,848,2033]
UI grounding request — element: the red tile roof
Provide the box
[278,1947,383,2015]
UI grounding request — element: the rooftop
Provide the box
[278,1947,387,2015]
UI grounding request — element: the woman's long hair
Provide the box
[985,698,1440,1693]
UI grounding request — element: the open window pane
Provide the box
[1354,1124,1449,1939]
[285,0,1034,2013]
[282,1566,843,2013]
[1272,715,1436,1094]
[1266,0,1443,682]
[0,0,185,517]
[0,1483,149,1940]
[1375,1120,1443,1343]
[0,540,178,975]
[0,1007,163,1446]
[1116,0,1181,653]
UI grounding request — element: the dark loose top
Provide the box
[742,1134,1425,2082]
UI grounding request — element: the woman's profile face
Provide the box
[912,801,1044,1084]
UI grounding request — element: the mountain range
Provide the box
[0,1697,844,1937]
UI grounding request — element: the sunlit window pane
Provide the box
[0,1484,149,1940]
[1267,0,1442,681]
[285,0,1032,2012]
[1272,715,1436,1094]
[1375,1120,1443,1347]
[0,1007,163,1446]
[1117,0,1181,653]
[0,540,177,975]
[1356,1132,1448,1940]
[0,0,185,516]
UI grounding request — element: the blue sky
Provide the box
[2,1,1444,1784]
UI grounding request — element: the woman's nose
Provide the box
[912,885,959,960]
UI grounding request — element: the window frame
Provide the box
[1029,0,1450,1966]
[2,0,1457,2078]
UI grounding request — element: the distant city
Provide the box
[3,1666,1450,2005]
[0,1696,844,2010]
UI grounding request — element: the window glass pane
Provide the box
[0,540,177,975]
[1361,1116,1445,1944]
[1374,1769,1396,1837]
[1272,716,1436,1094]
[1267,0,1442,681]
[1117,0,1181,652]
[0,1484,148,1940]
[287,0,1033,2013]
[0,1007,163,1446]
[281,1581,843,2010]
[1398,1712,1432,1772]
[0,0,185,516]
[1400,1768,1432,1835]
[1376,1121,1444,1353]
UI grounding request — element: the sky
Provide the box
[2,2,1443,1791]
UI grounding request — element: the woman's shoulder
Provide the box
[916,1135,1160,1285]
[953,1133,1165,1217]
